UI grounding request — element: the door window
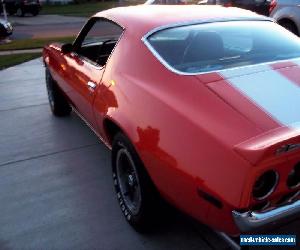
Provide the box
[74,18,123,66]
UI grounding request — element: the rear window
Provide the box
[146,21,300,74]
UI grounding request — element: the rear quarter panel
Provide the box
[93,29,261,234]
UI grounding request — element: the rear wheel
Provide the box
[112,133,162,232]
[45,68,71,117]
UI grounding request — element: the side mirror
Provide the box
[61,43,73,54]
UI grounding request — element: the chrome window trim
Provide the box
[71,52,105,70]
[142,17,272,39]
[72,16,125,69]
[141,18,282,76]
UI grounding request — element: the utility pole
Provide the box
[1,0,7,21]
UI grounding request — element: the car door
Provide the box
[62,18,123,129]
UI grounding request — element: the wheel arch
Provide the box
[103,115,160,179]
[103,118,124,147]
[277,17,299,35]
[103,115,137,149]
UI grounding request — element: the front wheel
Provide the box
[45,68,71,117]
[112,133,162,232]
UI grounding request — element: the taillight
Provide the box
[269,0,277,14]
[252,170,279,200]
[224,2,233,7]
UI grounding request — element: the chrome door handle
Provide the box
[87,81,97,89]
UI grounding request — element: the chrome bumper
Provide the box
[232,199,300,232]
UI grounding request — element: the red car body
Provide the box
[43,5,300,236]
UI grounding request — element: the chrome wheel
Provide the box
[116,146,142,215]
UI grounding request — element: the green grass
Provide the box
[0,53,41,70]
[0,36,75,51]
[41,1,143,17]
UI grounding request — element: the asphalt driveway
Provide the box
[0,59,299,250]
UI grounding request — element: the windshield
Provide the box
[146,21,300,74]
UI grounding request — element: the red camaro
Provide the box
[43,5,300,236]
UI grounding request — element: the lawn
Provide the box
[0,53,41,70]
[41,1,143,17]
[0,37,75,51]
[0,1,144,69]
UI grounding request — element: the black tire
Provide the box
[45,68,71,117]
[112,133,162,232]
[16,8,24,17]
[280,20,298,36]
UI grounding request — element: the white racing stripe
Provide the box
[291,58,300,66]
[221,65,300,128]
[220,63,270,79]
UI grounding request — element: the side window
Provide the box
[75,18,123,66]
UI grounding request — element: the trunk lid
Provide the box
[197,58,300,164]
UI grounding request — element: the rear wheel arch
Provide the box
[103,118,158,186]
[103,118,124,146]
[103,117,137,147]
[278,18,298,35]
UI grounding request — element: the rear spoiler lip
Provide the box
[234,126,300,165]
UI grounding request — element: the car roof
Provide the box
[95,5,270,37]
